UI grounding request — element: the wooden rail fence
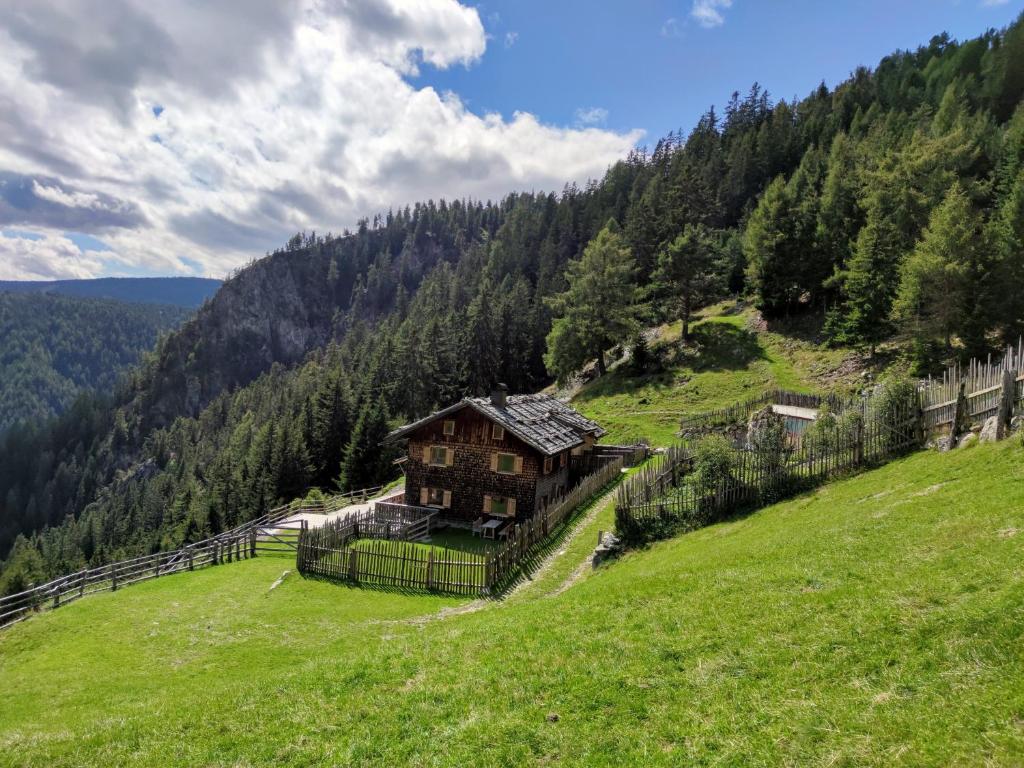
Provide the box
[298,456,626,596]
[0,483,388,628]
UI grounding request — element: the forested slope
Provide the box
[0,293,189,432]
[1,16,1022,592]
[0,277,220,309]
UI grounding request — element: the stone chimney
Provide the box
[490,383,509,408]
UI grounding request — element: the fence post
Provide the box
[997,368,1015,439]
[212,541,219,566]
[426,551,434,590]
[250,529,257,558]
[950,381,967,443]
[188,547,194,571]
[79,569,86,598]
[110,563,118,592]
[853,417,864,466]
[52,580,61,609]
[348,548,358,581]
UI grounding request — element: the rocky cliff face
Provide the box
[132,247,343,431]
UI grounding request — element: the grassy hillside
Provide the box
[572,302,857,445]
[2,440,1022,766]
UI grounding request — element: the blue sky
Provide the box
[423,0,1024,145]
[0,0,1020,280]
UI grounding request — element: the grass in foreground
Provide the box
[1,441,1023,766]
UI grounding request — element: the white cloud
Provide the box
[691,0,733,28]
[504,31,519,48]
[0,0,641,279]
[574,107,609,127]
[661,18,683,38]
[982,0,1009,5]
[0,232,107,280]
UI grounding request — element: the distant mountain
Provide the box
[0,277,221,309]
[0,292,191,432]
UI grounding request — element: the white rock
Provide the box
[979,416,1001,443]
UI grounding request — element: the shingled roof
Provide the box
[385,393,605,456]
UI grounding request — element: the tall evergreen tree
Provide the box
[653,224,725,342]
[544,221,640,381]
[895,183,987,367]
[338,395,395,492]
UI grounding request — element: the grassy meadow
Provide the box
[571,303,852,446]
[2,440,1023,766]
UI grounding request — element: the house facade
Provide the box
[385,386,605,523]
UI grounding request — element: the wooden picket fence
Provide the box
[617,386,922,544]
[297,456,626,596]
[0,483,388,628]
[919,339,1024,436]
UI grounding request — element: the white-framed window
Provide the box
[493,452,519,474]
[491,423,505,441]
[443,420,455,436]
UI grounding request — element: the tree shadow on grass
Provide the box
[676,321,768,373]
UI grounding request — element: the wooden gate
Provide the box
[253,519,307,554]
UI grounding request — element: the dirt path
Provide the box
[388,483,621,627]
[505,483,618,601]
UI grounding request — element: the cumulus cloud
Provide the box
[691,0,733,28]
[0,232,107,280]
[0,0,641,279]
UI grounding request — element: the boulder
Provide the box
[592,531,623,568]
[932,435,954,452]
[979,415,1001,443]
[1011,415,1024,434]
[957,432,978,449]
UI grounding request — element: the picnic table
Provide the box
[481,519,503,539]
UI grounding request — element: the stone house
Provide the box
[384,386,605,524]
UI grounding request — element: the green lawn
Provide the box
[572,303,851,446]
[2,441,1023,766]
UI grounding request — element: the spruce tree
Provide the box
[544,220,640,382]
[653,224,724,342]
[895,182,985,367]
[338,395,395,492]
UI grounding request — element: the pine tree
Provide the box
[544,220,640,382]
[987,169,1024,346]
[653,224,725,342]
[338,396,395,492]
[895,183,986,366]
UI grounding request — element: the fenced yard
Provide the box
[298,456,627,595]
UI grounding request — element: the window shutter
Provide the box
[419,487,429,505]
[508,498,517,516]
[483,495,492,513]
[514,456,523,474]
[490,453,498,472]
[442,490,452,508]
[446,447,455,466]
[422,446,431,463]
